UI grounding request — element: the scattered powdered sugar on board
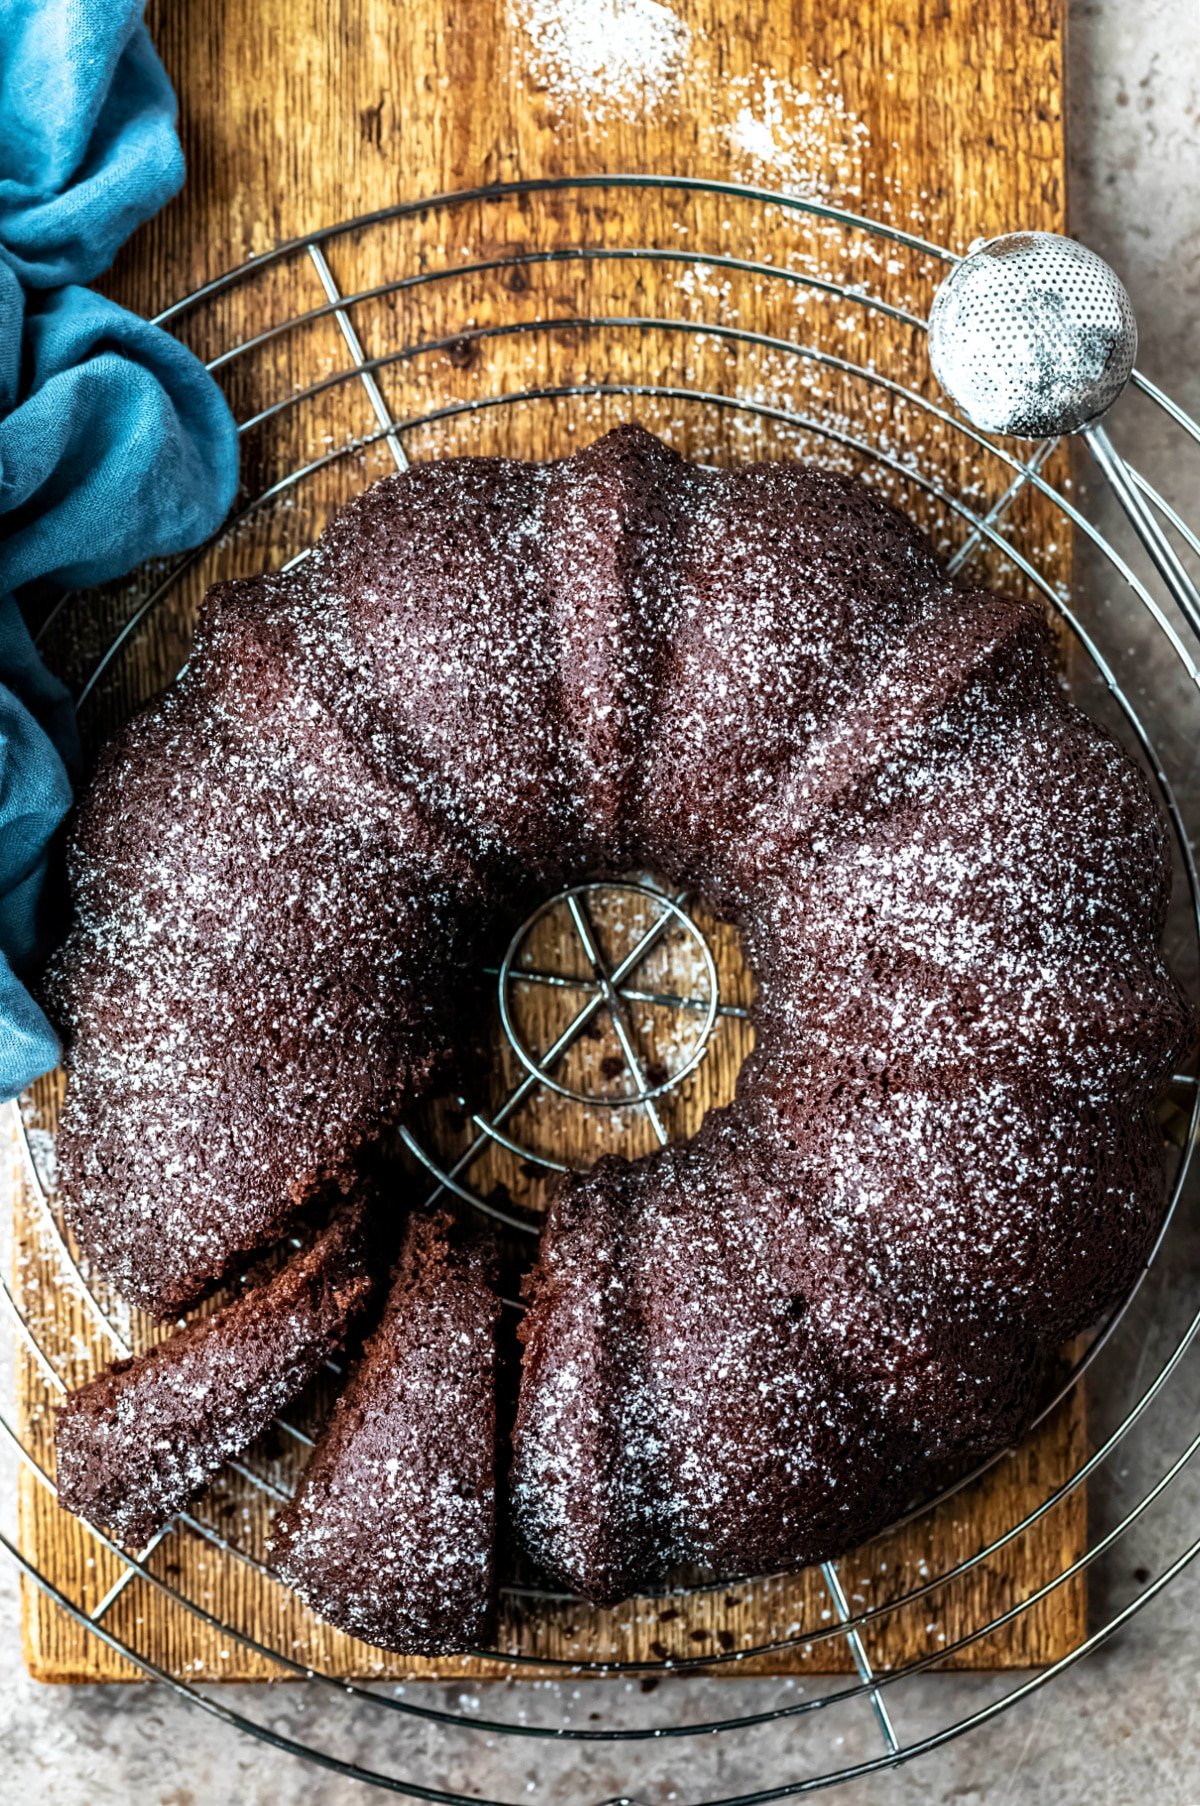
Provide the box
[511,0,690,107]
[721,70,871,205]
[508,3,876,215]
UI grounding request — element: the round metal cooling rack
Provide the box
[497,884,721,1113]
[5,176,1200,1799]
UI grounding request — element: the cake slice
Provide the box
[54,1197,374,1546]
[269,1211,501,1655]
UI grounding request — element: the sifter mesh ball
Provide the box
[927,231,1138,438]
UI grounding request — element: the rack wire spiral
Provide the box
[5,176,1200,1797]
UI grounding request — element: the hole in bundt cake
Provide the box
[401,874,757,1224]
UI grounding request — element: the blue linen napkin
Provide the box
[0,1,238,1100]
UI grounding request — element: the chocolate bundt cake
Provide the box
[55,1198,373,1546]
[270,1212,501,1653]
[48,424,1192,1627]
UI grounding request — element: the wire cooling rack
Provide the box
[6,177,1200,1798]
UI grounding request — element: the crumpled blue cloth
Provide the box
[0,1,238,1100]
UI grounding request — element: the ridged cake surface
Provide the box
[49,425,1192,1615]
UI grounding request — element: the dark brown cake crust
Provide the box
[269,1212,501,1655]
[54,1199,374,1547]
[47,424,1194,1615]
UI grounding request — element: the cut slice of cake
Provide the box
[55,1197,374,1546]
[270,1210,501,1655]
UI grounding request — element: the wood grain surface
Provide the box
[13,0,1089,1685]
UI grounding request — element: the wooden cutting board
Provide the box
[14,0,1088,1684]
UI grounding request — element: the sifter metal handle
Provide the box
[1082,422,1200,637]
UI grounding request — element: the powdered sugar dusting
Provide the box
[54,1202,373,1546]
[50,425,1191,1620]
[724,70,871,205]
[511,0,689,107]
[271,1213,499,1653]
